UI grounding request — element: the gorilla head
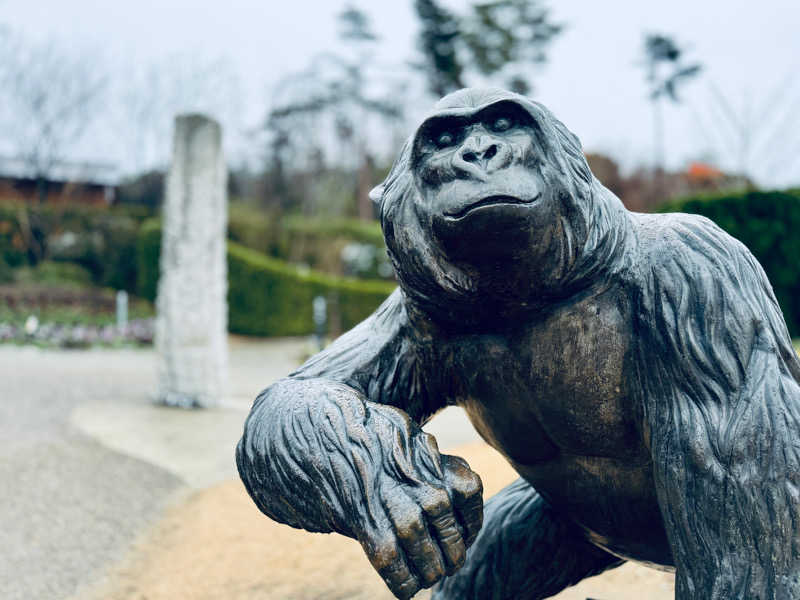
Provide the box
[371,88,630,329]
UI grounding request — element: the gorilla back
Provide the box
[237,88,800,600]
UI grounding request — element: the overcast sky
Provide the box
[2,0,799,187]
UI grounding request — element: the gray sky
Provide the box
[2,0,799,187]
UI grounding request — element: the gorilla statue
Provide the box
[237,88,800,600]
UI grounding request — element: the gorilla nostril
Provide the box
[463,151,478,163]
[485,145,498,161]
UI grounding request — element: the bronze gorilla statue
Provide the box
[237,88,800,599]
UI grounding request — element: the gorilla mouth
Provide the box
[446,193,541,219]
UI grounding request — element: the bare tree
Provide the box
[688,75,800,188]
[264,5,406,219]
[0,33,108,200]
[114,54,243,175]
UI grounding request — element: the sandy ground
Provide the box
[79,440,675,600]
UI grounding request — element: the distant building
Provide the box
[0,156,118,206]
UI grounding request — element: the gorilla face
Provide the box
[411,100,554,262]
[374,88,630,328]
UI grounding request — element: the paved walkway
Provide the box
[0,337,312,599]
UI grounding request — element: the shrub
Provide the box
[0,201,153,293]
[0,256,12,284]
[227,204,284,258]
[280,215,391,279]
[282,215,385,247]
[137,221,395,336]
[136,218,163,302]
[13,260,93,287]
[227,204,392,278]
[660,189,800,336]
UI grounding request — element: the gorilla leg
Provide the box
[433,478,623,600]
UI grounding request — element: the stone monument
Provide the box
[237,88,800,599]
[155,114,227,408]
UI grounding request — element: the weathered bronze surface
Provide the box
[237,88,800,599]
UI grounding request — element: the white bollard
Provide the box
[116,290,128,331]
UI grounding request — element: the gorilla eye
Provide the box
[490,117,513,132]
[435,131,455,148]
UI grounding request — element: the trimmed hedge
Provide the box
[137,219,395,336]
[227,244,394,336]
[659,189,800,336]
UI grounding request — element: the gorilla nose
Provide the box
[453,135,510,180]
[462,143,498,165]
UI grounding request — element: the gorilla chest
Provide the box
[434,290,671,565]
[444,290,644,465]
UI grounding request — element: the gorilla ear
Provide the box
[369,183,385,217]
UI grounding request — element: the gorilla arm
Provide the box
[638,216,800,600]
[236,289,483,599]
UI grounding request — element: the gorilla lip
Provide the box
[446,193,541,219]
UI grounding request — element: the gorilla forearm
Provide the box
[236,377,438,536]
[236,376,484,599]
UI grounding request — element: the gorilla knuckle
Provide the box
[445,454,469,471]
[419,486,451,517]
[440,538,467,573]
[456,469,483,499]
[393,505,426,542]
[389,574,421,600]
[369,538,400,572]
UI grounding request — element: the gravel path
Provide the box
[0,346,182,600]
[0,337,310,600]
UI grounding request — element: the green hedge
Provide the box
[137,219,395,336]
[282,215,385,247]
[660,189,800,336]
[227,204,285,258]
[227,244,394,336]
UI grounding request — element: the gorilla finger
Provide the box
[362,535,421,600]
[381,558,422,600]
[427,507,467,574]
[411,484,466,574]
[441,455,484,546]
[387,490,446,587]
[454,497,483,547]
[442,455,482,498]
[413,432,445,479]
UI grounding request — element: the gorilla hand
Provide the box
[236,378,483,600]
[360,437,483,599]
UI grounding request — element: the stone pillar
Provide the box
[155,114,227,408]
